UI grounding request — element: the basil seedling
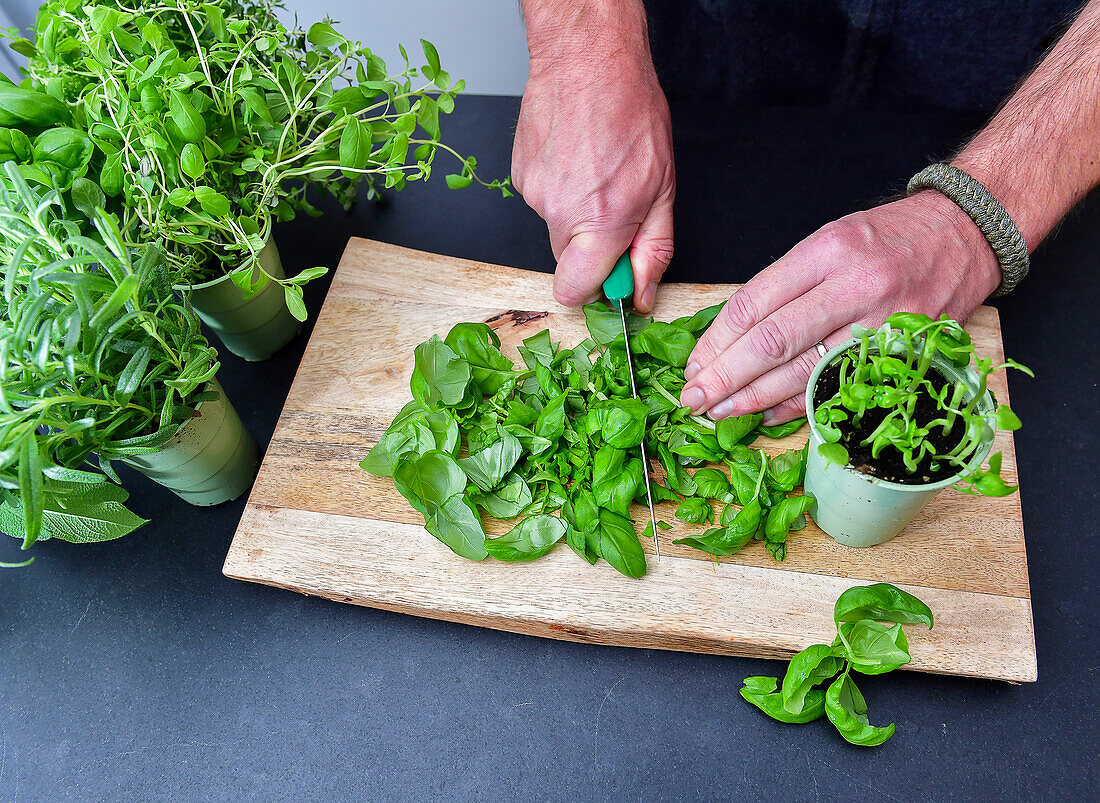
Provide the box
[815,313,1030,492]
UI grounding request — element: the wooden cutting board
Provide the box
[223,238,1036,683]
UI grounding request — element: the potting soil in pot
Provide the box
[813,352,966,484]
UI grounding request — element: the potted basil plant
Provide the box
[0,166,258,556]
[6,0,510,361]
[804,312,1030,548]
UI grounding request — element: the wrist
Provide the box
[909,189,1002,299]
[523,0,651,75]
[949,153,1039,252]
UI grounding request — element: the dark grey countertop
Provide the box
[2,96,1097,800]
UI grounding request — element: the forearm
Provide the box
[953,0,1100,250]
[521,0,651,72]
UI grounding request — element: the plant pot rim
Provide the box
[804,337,994,493]
[171,235,276,293]
[173,268,249,293]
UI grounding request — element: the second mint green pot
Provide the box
[122,379,259,506]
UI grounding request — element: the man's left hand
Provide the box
[679,191,1002,424]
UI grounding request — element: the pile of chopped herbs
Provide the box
[361,303,813,578]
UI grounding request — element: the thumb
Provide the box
[629,190,675,313]
[552,225,638,307]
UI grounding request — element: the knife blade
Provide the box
[602,252,660,562]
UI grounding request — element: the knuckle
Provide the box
[793,349,821,377]
[646,237,675,271]
[735,382,769,414]
[701,359,736,399]
[722,288,758,331]
[813,220,857,256]
[748,318,791,362]
[541,200,570,231]
[776,395,808,418]
[817,218,870,254]
[636,240,674,284]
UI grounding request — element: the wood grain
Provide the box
[224,238,1036,682]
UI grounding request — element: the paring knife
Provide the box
[602,253,661,561]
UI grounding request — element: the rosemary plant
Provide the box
[0,164,219,551]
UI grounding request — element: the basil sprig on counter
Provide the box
[740,583,934,746]
[363,302,815,577]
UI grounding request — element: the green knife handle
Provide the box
[602,252,634,308]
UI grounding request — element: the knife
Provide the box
[602,253,661,562]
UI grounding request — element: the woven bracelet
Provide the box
[906,163,1029,297]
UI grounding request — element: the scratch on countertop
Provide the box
[593,675,625,769]
[70,594,95,634]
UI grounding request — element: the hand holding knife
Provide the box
[602,253,661,561]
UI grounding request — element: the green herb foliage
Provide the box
[814,313,1030,493]
[0,165,217,552]
[363,301,814,576]
[740,583,933,746]
[3,0,509,318]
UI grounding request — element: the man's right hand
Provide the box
[513,0,675,313]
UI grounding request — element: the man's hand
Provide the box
[683,0,1100,424]
[679,192,1000,423]
[514,0,674,313]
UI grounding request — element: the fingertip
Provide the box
[764,396,808,424]
[680,385,705,413]
[636,281,658,314]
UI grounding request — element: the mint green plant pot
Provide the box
[122,379,259,506]
[175,237,301,362]
[803,339,996,548]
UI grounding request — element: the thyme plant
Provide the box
[5,0,509,318]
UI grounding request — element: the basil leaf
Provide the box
[484,514,567,561]
[411,335,471,409]
[671,303,723,335]
[764,495,814,543]
[471,472,532,519]
[392,450,467,517]
[599,398,648,448]
[740,676,827,724]
[593,509,647,578]
[833,583,935,629]
[459,427,523,492]
[780,644,844,714]
[425,493,488,561]
[535,392,567,442]
[691,467,730,500]
[838,620,912,675]
[445,323,514,395]
[759,418,806,438]
[767,444,808,491]
[632,321,696,367]
[674,496,713,524]
[825,673,895,747]
[716,414,763,450]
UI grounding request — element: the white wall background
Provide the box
[0,0,531,95]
